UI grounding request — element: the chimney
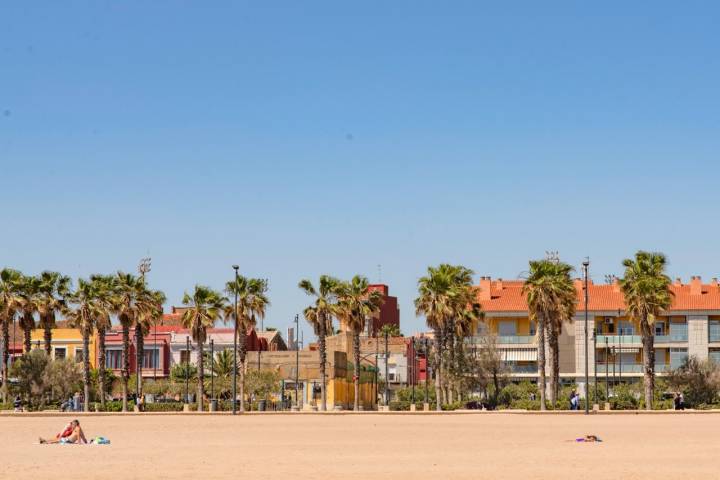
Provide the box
[612,278,620,293]
[573,278,583,292]
[674,278,682,287]
[479,276,492,301]
[496,278,503,291]
[690,276,702,295]
[712,278,718,288]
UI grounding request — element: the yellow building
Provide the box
[30,328,97,368]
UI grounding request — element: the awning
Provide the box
[501,348,537,361]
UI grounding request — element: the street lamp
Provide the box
[232,265,239,415]
[210,338,215,404]
[582,258,590,415]
[294,314,299,409]
[384,331,389,406]
[137,257,151,404]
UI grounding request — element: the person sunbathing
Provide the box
[40,420,88,444]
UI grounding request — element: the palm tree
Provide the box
[619,251,673,410]
[63,278,100,412]
[89,274,116,408]
[181,285,225,412]
[523,259,576,408]
[415,265,456,410]
[18,274,40,354]
[336,275,384,411]
[299,275,341,411]
[112,272,147,412]
[224,276,269,412]
[0,268,23,402]
[135,288,166,401]
[36,271,71,356]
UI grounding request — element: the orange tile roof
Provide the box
[476,277,720,313]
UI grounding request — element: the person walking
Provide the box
[679,392,685,410]
[569,390,578,410]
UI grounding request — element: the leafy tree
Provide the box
[619,251,673,410]
[667,356,720,407]
[475,335,509,407]
[224,275,268,412]
[245,369,281,403]
[299,275,341,411]
[44,358,83,403]
[10,350,50,410]
[181,285,225,411]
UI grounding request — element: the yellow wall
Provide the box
[306,379,375,410]
[486,316,533,335]
[30,328,97,367]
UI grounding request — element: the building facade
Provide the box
[473,275,720,396]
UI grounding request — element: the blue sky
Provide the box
[2,2,719,340]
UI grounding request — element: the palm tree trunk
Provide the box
[23,314,32,354]
[319,312,327,412]
[97,328,107,408]
[545,322,556,408]
[238,327,247,412]
[83,324,91,412]
[44,313,53,356]
[641,317,655,410]
[433,327,442,411]
[353,330,360,411]
[537,313,547,411]
[197,338,204,411]
[1,317,8,403]
[136,327,144,400]
[121,321,130,412]
[552,325,560,407]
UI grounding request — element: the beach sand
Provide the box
[1,412,716,479]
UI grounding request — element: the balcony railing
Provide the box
[504,363,537,374]
[596,335,642,344]
[654,332,688,343]
[595,363,671,374]
[467,335,536,345]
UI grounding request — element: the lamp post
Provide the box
[424,337,429,404]
[232,265,239,415]
[185,336,190,404]
[137,257,151,402]
[582,258,590,415]
[605,337,609,400]
[618,309,623,384]
[210,338,214,403]
[384,331,389,406]
[593,322,598,404]
[294,314,299,409]
[411,337,416,405]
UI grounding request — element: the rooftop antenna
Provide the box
[545,250,560,264]
[604,274,617,284]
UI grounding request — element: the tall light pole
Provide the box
[232,265,239,415]
[294,314,299,409]
[210,338,215,404]
[138,257,151,404]
[582,258,590,415]
[384,331,389,406]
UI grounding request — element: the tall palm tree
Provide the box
[181,285,225,412]
[89,274,116,408]
[224,276,269,412]
[63,278,101,412]
[0,268,23,402]
[36,271,71,356]
[336,275,384,411]
[299,275,341,411]
[619,251,673,410]
[524,259,564,410]
[111,272,147,412]
[415,265,456,410]
[18,274,40,354]
[135,288,166,401]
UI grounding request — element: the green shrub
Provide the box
[92,400,135,412]
[0,403,12,411]
[441,400,465,411]
[144,402,190,412]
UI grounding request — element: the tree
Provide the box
[135,288,166,400]
[44,358,83,404]
[245,369,281,405]
[224,276,269,412]
[10,349,50,410]
[64,278,102,412]
[336,275,384,410]
[89,274,115,408]
[475,334,509,408]
[523,259,574,410]
[0,268,23,402]
[181,285,225,411]
[379,323,401,337]
[36,271,71,356]
[18,275,40,354]
[415,265,455,410]
[299,275,341,411]
[619,251,673,410]
[667,356,720,407]
[524,258,576,407]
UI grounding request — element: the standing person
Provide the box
[569,390,577,410]
[72,392,80,412]
[679,392,685,410]
[13,395,22,412]
[673,393,680,410]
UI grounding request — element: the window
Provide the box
[619,322,634,335]
[106,350,122,369]
[498,320,516,336]
[529,322,536,336]
[655,322,665,336]
[180,350,191,364]
[75,348,84,363]
[143,349,160,369]
[54,348,66,360]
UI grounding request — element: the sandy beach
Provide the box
[1,412,717,479]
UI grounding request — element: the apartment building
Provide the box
[473,275,720,394]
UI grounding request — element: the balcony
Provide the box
[653,333,688,343]
[468,335,536,346]
[595,363,671,374]
[504,363,537,374]
[596,335,642,345]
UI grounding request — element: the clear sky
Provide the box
[2,2,719,341]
